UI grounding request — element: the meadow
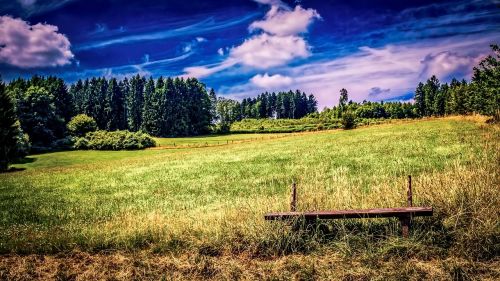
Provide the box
[0,117,498,280]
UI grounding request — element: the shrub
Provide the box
[74,130,156,150]
[14,129,31,157]
[341,111,357,129]
[67,114,97,137]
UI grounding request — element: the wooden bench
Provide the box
[264,176,433,237]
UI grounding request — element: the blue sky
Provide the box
[0,0,498,108]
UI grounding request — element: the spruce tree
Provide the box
[106,78,126,130]
[339,88,348,115]
[127,75,145,131]
[471,44,499,118]
[0,80,23,171]
[141,77,162,136]
[414,82,425,117]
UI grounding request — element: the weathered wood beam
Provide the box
[264,206,433,220]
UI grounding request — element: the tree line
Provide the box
[0,44,498,171]
[319,44,499,122]
[70,75,213,137]
[0,75,319,152]
[215,91,318,132]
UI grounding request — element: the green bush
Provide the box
[67,114,97,137]
[73,130,156,150]
[341,111,357,129]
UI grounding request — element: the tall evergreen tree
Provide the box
[471,44,500,118]
[307,94,318,114]
[127,75,145,131]
[0,80,24,171]
[106,78,126,130]
[141,77,162,136]
[414,82,425,117]
[339,88,348,115]
[70,79,85,114]
[46,76,73,123]
[423,75,440,116]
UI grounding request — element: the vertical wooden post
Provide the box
[401,175,412,238]
[290,181,297,212]
[407,175,412,207]
[400,216,410,238]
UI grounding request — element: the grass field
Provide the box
[153,133,290,147]
[0,117,498,280]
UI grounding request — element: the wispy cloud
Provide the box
[16,0,75,16]
[76,14,257,50]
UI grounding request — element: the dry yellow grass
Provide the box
[0,116,498,280]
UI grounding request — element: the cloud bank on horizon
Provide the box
[0,0,498,108]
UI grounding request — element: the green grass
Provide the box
[0,117,498,279]
[154,133,288,147]
[229,117,391,133]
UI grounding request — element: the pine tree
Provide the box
[414,82,425,116]
[0,80,24,171]
[46,76,73,123]
[471,44,500,119]
[339,88,348,115]
[208,88,217,125]
[424,75,440,116]
[434,83,448,116]
[307,94,318,114]
[70,79,85,114]
[141,77,162,136]
[106,78,126,130]
[127,75,145,131]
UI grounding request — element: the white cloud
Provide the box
[217,48,224,56]
[249,5,320,36]
[420,51,480,80]
[0,16,74,68]
[183,3,319,78]
[219,34,493,108]
[251,73,293,88]
[230,33,309,68]
[196,37,207,42]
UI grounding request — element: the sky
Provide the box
[0,0,498,108]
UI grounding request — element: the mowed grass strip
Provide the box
[153,133,289,147]
[0,117,498,259]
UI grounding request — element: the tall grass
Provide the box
[0,117,498,279]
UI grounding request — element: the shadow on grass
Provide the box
[1,167,27,173]
[13,156,37,165]
[0,157,37,173]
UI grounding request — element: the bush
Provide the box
[74,130,156,150]
[14,128,31,157]
[341,111,357,129]
[67,114,97,137]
